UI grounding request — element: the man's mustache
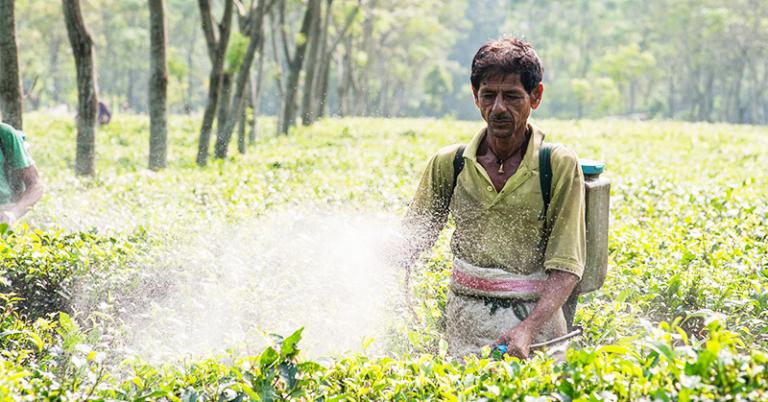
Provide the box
[490,115,513,122]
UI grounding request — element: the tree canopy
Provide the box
[11,0,768,124]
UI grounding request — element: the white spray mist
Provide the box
[118,208,403,363]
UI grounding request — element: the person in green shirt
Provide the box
[399,38,586,359]
[0,122,44,226]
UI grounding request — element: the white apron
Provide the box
[446,258,568,357]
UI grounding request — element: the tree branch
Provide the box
[326,2,360,59]
[278,0,292,66]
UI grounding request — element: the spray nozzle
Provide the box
[490,344,507,359]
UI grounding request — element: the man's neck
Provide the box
[485,125,530,160]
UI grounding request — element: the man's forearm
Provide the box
[7,167,44,221]
[494,269,579,358]
[517,270,579,334]
[10,183,43,217]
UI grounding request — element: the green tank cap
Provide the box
[580,159,605,175]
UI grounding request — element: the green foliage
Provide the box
[225,31,250,74]
[0,226,138,319]
[424,65,456,113]
[495,0,768,122]
[315,319,768,400]
[1,116,767,399]
[570,78,622,117]
[3,309,766,400]
[593,44,656,87]
[12,0,768,121]
[167,49,189,81]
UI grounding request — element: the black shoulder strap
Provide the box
[452,145,466,192]
[539,143,554,217]
[539,142,579,330]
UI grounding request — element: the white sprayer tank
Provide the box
[576,159,610,294]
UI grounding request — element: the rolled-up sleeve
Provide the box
[1,126,32,169]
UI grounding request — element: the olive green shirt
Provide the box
[404,125,586,278]
[0,123,32,205]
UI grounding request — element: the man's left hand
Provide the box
[1,210,16,226]
[494,324,535,359]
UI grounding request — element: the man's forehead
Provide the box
[477,73,524,91]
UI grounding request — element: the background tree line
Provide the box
[1,0,766,173]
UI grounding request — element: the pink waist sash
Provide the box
[449,258,546,300]
[452,269,545,293]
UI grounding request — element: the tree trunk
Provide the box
[196,0,233,167]
[316,56,331,119]
[309,1,330,120]
[0,0,23,129]
[198,0,218,62]
[700,72,714,122]
[279,0,317,135]
[237,84,247,154]
[184,27,198,114]
[215,72,232,142]
[63,0,98,176]
[357,0,375,116]
[269,7,285,99]
[300,0,322,126]
[48,37,63,104]
[215,0,266,159]
[148,0,168,171]
[338,35,353,117]
[250,47,264,143]
[728,61,744,123]
[667,78,675,118]
[316,3,357,119]
[126,69,137,111]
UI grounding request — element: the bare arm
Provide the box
[394,202,449,316]
[2,165,44,224]
[391,150,456,314]
[495,270,578,359]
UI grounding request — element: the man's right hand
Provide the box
[494,322,536,359]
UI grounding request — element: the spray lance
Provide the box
[490,326,583,359]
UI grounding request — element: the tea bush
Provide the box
[1,115,766,400]
[0,226,142,320]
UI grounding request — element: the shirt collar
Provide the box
[464,123,547,171]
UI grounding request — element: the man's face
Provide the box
[472,74,543,140]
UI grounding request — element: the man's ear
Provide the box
[530,83,544,110]
[471,85,479,106]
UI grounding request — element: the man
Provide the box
[400,38,585,359]
[98,101,112,125]
[0,122,44,226]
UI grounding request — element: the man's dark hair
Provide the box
[470,37,543,94]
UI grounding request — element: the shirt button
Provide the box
[486,185,493,191]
